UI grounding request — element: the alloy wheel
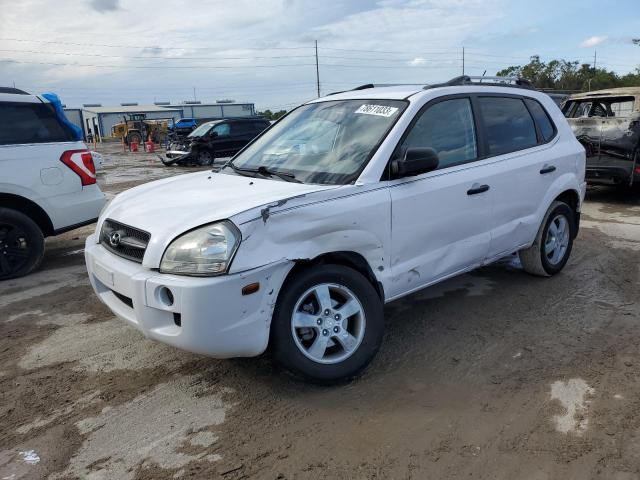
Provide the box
[544,214,570,265]
[291,283,366,364]
[0,222,32,277]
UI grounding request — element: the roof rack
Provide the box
[0,87,29,95]
[424,75,534,90]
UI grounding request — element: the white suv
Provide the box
[85,76,586,382]
[0,88,106,280]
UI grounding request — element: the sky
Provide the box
[0,0,639,110]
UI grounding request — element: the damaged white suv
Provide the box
[85,76,586,382]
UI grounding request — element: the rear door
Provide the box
[388,96,494,299]
[599,97,639,181]
[478,95,562,258]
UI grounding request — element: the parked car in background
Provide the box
[0,87,106,280]
[563,87,640,187]
[86,76,585,382]
[169,118,198,135]
[163,117,271,166]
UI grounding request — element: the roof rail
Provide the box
[327,83,428,96]
[0,87,29,95]
[424,75,534,90]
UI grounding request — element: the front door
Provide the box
[387,96,493,300]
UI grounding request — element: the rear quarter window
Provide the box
[478,97,537,156]
[0,102,75,145]
[524,98,556,142]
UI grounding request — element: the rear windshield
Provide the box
[563,96,636,118]
[0,101,76,145]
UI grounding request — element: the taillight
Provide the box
[60,149,96,186]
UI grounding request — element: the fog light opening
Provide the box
[158,286,174,306]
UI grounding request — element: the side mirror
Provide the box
[391,147,439,178]
[208,131,218,139]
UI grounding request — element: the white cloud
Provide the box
[0,0,505,109]
[580,35,608,48]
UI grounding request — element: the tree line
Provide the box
[496,55,640,92]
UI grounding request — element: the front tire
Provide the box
[272,264,384,383]
[0,208,45,281]
[519,201,575,277]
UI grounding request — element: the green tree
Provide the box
[256,109,287,120]
[497,55,640,91]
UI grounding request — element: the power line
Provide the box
[0,37,314,51]
[0,59,316,69]
[0,48,315,61]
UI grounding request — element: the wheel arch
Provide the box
[282,251,385,303]
[553,188,580,236]
[0,193,53,236]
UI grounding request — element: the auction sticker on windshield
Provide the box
[355,104,399,117]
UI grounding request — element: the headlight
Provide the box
[160,221,241,276]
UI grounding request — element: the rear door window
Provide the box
[608,98,635,117]
[478,97,538,156]
[0,102,75,145]
[524,98,556,142]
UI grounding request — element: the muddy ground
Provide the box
[1,142,639,480]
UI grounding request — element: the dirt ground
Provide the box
[1,142,639,480]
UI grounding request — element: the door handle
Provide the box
[467,184,490,195]
[540,165,556,174]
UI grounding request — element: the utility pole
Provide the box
[193,87,197,102]
[593,50,597,72]
[315,40,321,98]
[462,46,465,76]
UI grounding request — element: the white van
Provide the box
[85,77,586,382]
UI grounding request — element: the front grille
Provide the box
[100,219,150,263]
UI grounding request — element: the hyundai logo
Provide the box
[109,231,121,247]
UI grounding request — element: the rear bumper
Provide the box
[84,234,292,358]
[585,159,638,185]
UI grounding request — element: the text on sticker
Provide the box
[355,105,399,117]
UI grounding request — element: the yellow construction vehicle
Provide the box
[111,114,169,145]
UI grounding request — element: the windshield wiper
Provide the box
[223,162,300,183]
[256,166,301,183]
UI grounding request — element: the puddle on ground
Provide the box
[550,378,595,434]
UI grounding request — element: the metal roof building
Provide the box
[64,101,256,141]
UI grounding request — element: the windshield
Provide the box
[226,99,406,185]
[188,122,215,137]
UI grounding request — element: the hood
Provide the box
[102,171,335,260]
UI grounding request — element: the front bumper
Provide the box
[166,150,189,159]
[84,234,292,358]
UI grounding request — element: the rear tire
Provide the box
[519,201,575,277]
[272,264,384,383]
[0,208,45,281]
